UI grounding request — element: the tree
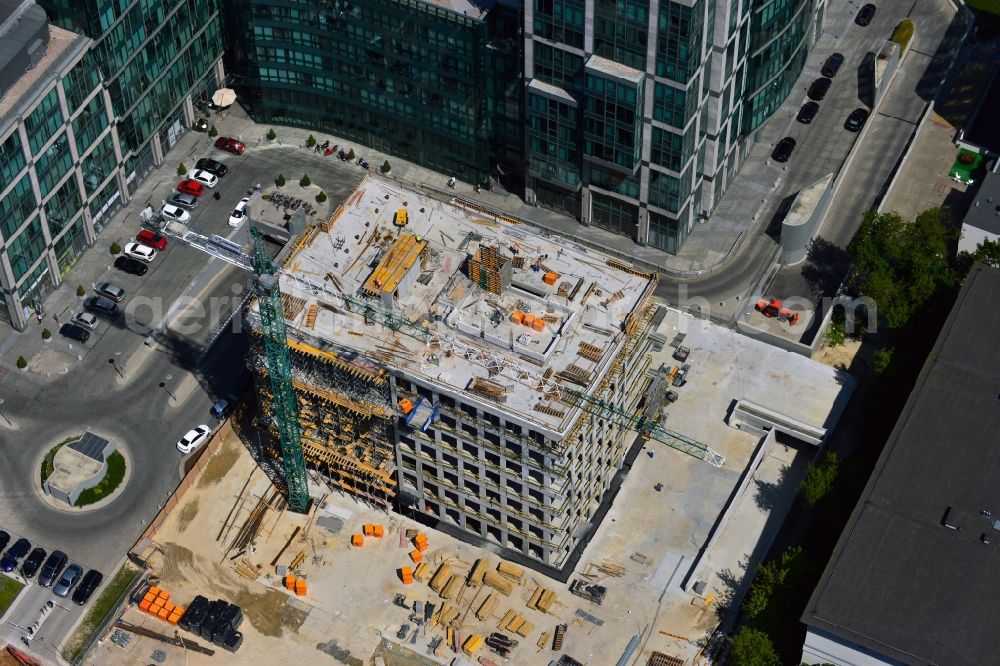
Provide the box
[41,328,51,340]
[16,356,27,369]
[177,162,187,176]
[306,134,317,147]
[110,242,122,255]
[971,238,1000,268]
[275,174,286,187]
[730,627,781,666]
[742,546,810,621]
[316,191,327,203]
[872,346,895,375]
[799,452,839,506]
[381,160,391,174]
[300,174,311,187]
[209,125,218,137]
[267,128,277,141]
[76,285,86,297]
[847,208,958,330]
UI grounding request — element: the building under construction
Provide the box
[247,175,661,571]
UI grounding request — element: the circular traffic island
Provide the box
[40,431,129,510]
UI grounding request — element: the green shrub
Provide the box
[209,125,218,137]
[76,284,86,297]
[177,162,187,176]
[381,160,392,173]
[347,149,356,161]
[267,128,277,141]
[800,452,839,506]
[110,242,122,255]
[16,356,27,369]
[300,174,311,187]
[873,346,895,375]
[306,134,316,147]
[891,18,915,52]
[316,191,327,203]
[730,627,781,666]
[275,174,286,187]
[74,451,126,506]
[825,316,846,347]
[41,328,51,340]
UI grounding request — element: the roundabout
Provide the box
[37,431,131,511]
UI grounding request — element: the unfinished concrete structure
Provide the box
[246,175,670,570]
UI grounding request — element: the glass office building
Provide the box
[226,0,523,187]
[38,0,225,190]
[0,2,121,329]
[525,0,826,253]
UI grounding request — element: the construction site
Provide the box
[241,174,713,573]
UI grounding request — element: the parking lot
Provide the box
[0,527,107,657]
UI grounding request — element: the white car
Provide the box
[190,169,218,188]
[228,197,250,226]
[160,203,191,224]
[177,425,211,454]
[123,242,156,263]
[71,312,99,330]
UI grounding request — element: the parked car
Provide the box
[214,137,246,155]
[166,192,199,210]
[95,282,125,302]
[190,169,219,188]
[53,563,83,597]
[123,242,156,263]
[195,158,228,177]
[1,538,31,572]
[72,569,104,606]
[807,77,832,101]
[0,531,9,553]
[71,312,99,330]
[797,101,820,124]
[845,107,870,132]
[114,256,148,276]
[856,3,876,26]
[228,198,250,227]
[20,547,46,578]
[822,52,845,77]
[136,229,168,251]
[210,394,239,419]
[177,425,211,454]
[160,203,191,224]
[84,296,120,317]
[59,323,91,343]
[177,180,206,197]
[772,137,796,162]
[37,550,68,588]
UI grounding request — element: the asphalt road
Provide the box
[662,0,965,315]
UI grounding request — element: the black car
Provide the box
[195,158,228,177]
[845,108,870,132]
[84,296,120,317]
[797,101,820,124]
[38,550,68,588]
[856,3,876,26]
[821,52,845,78]
[72,569,104,605]
[21,547,46,578]
[0,538,31,572]
[59,323,91,343]
[114,256,149,276]
[0,531,8,553]
[772,137,797,163]
[807,77,832,101]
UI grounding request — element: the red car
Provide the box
[214,137,246,155]
[176,179,205,197]
[136,229,168,251]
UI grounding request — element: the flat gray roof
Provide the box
[961,164,1000,236]
[802,264,1000,666]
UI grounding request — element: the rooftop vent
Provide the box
[942,506,963,530]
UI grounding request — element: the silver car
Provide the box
[71,312,99,330]
[95,282,125,302]
[166,192,199,210]
[53,563,83,597]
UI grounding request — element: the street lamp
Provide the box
[109,351,126,379]
[0,399,10,427]
[159,374,177,400]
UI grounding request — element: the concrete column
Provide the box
[580,187,593,226]
[182,95,195,127]
[150,133,163,166]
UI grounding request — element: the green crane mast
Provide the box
[251,230,310,512]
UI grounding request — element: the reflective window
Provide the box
[6,218,46,281]
[0,132,26,185]
[0,174,37,240]
[24,89,64,156]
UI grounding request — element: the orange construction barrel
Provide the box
[532,318,545,332]
[372,524,384,538]
[351,534,365,547]
[285,574,297,590]
[139,598,153,612]
[295,578,308,596]
[410,549,422,563]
